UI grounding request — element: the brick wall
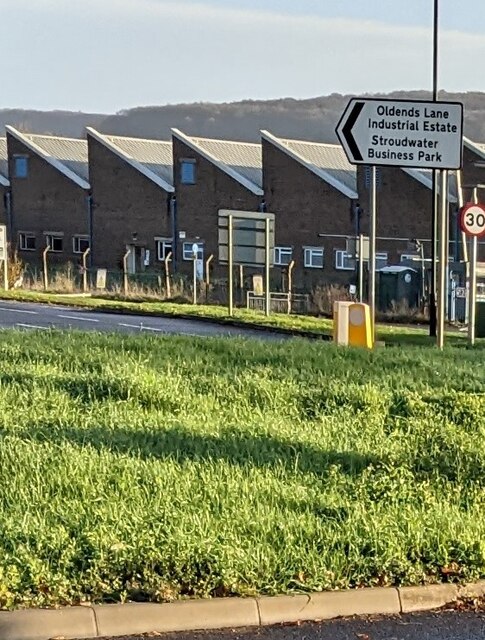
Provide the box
[88,135,172,270]
[7,133,89,266]
[172,135,262,279]
[263,138,357,290]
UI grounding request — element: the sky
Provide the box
[0,0,484,113]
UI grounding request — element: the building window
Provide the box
[335,250,355,271]
[45,234,63,252]
[19,232,36,251]
[180,159,196,185]
[304,246,324,268]
[183,242,204,261]
[14,156,28,178]
[73,235,90,254]
[375,252,388,270]
[274,246,293,266]
[156,238,173,261]
[401,253,431,263]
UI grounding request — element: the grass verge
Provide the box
[0,330,484,608]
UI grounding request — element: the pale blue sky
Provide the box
[1,0,484,113]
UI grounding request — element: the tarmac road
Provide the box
[0,300,290,340]
[86,610,485,640]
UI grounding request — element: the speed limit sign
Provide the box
[460,203,485,237]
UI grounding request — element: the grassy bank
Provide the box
[0,330,484,608]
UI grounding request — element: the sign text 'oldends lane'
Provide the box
[336,99,463,169]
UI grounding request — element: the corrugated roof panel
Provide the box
[105,135,173,186]
[23,134,89,181]
[278,138,357,194]
[0,137,8,181]
[190,137,263,189]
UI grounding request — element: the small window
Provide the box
[156,238,173,261]
[335,250,355,271]
[180,159,196,185]
[274,246,293,266]
[304,246,324,269]
[19,232,36,251]
[14,156,28,178]
[376,252,388,270]
[73,235,90,254]
[45,234,63,252]
[183,242,204,261]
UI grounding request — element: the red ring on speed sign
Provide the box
[460,203,485,238]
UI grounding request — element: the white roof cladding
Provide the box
[463,136,485,161]
[86,128,174,193]
[0,138,9,186]
[261,130,358,199]
[5,126,90,189]
[172,129,263,196]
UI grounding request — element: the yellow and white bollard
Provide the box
[333,301,373,349]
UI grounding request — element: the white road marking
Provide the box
[57,314,99,323]
[16,323,50,330]
[0,307,38,315]
[118,322,142,329]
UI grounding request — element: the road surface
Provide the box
[0,300,289,340]
[85,609,485,640]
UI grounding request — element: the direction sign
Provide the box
[460,203,485,237]
[336,98,463,169]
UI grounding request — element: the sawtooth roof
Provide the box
[0,138,8,187]
[464,137,485,161]
[172,129,263,196]
[261,130,357,199]
[5,126,89,189]
[403,168,457,203]
[87,128,174,192]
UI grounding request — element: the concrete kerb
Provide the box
[1,583,484,640]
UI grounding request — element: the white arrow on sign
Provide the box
[336,98,463,170]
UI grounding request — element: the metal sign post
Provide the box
[437,170,448,350]
[369,168,377,341]
[0,225,7,290]
[460,192,485,346]
[228,216,234,316]
[265,217,271,317]
[358,234,364,303]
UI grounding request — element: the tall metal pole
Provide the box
[358,233,364,303]
[468,188,479,346]
[369,166,377,341]
[265,217,271,317]
[228,215,234,316]
[437,170,448,349]
[429,0,439,337]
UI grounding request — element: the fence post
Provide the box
[205,254,214,304]
[43,246,51,291]
[288,260,295,314]
[164,251,172,299]
[192,252,197,305]
[82,247,90,293]
[123,248,131,295]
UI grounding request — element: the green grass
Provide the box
[0,330,484,608]
[0,289,471,347]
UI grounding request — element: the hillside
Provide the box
[1,91,485,142]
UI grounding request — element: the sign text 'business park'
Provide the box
[336,98,463,170]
